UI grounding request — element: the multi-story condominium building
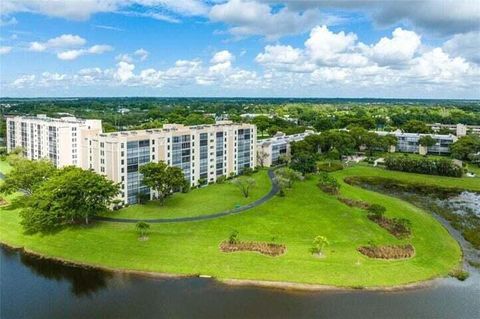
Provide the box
[83,122,256,204]
[427,123,480,136]
[376,130,457,155]
[257,130,314,167]
[6,114,102,167]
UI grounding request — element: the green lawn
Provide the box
[0,161,466,288]
[105,170,271,219]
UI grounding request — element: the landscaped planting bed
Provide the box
[337,196,371,209]
[358,244,415,259]
[220,241,286,257]
[368,215,412,239]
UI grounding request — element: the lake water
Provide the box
[1,246,479,319]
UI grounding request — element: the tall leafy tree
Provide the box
[232,177,256,198]
[0,158,56,196]
[451,135,480,160]
[419,135,437,147]
[402,120,431,133]
[20,167,120,233]
[139,161,188,204]
[290,152,317,175]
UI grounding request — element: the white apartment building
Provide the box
[427,123,480,136]
[257,130,314,167]
[6,114,102,167]
[376,130,457,155]
[83,122,256,204]
[6,115,256,205]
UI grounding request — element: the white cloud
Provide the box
[27,34,112,60]
[12,74,36,88]
[57,45,113,60]
[0,46,12,55]
[443,31,480,65]
[29,34,86,52]
[209,0,324,40]
[57,50,84,61]
[255,25,479,90]
[368,28,421,66]
[114,61,136,82]
[134,48,149,61]
[28,42,47,52]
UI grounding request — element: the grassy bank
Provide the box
[105,169,271,219]
[0,161,465,288]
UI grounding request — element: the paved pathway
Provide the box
[95,169,279,224]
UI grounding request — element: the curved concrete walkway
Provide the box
[95,169,279,224]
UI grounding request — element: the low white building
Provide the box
[257,130,314,167]
[376,130,457,155]
[428,123,480,136]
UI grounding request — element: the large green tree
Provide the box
[20,167,120,233]
[290,152,317,175]
[402,120,432,133]
[0,158,56,196]
[451,135,480,160]
[139,161,188,204]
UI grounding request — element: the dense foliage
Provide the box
[384,155,463,177]
[139,161,189,203]
[20,167,120,233]
[0,157,56,195]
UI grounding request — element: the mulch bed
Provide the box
[357,244,415,259]
[368,216,411,239]
[220,241,286,257]
[318,184,339,195]
[337,197,371,209]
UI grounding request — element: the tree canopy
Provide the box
[0,158,56,196]
[139,161,189,203]
[20,166,120,233]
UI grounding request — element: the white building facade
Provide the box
[83,122,256,205]
[257,130,314,167]
[376,130,457,155]
[6,114,102,167]
[6,115,256,205]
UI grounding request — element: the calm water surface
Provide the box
[1,246,479,319]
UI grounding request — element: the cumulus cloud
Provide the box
[134,48,149,61]
[8,25,479,97]
[27,34,112,60]
[255,25,479,90]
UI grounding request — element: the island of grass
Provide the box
[103,169,271,220]
[0,160,469,289]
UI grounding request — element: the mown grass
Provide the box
[0,161,465,287]
[105,170,271,219]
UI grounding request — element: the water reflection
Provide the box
[4,246,112,297]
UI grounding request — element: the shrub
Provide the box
[228,230,239,244]
[384,155,463,177]
[216,175,227,184]
[367,204,386,219]
[449,269,469,281]
[318,172,341,195]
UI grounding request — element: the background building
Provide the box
[6,114,102,167]
[257,131,314,167]
[376,130,457,155]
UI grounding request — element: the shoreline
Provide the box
[0,241,447,293]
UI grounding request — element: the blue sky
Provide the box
[1,1,479,98]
